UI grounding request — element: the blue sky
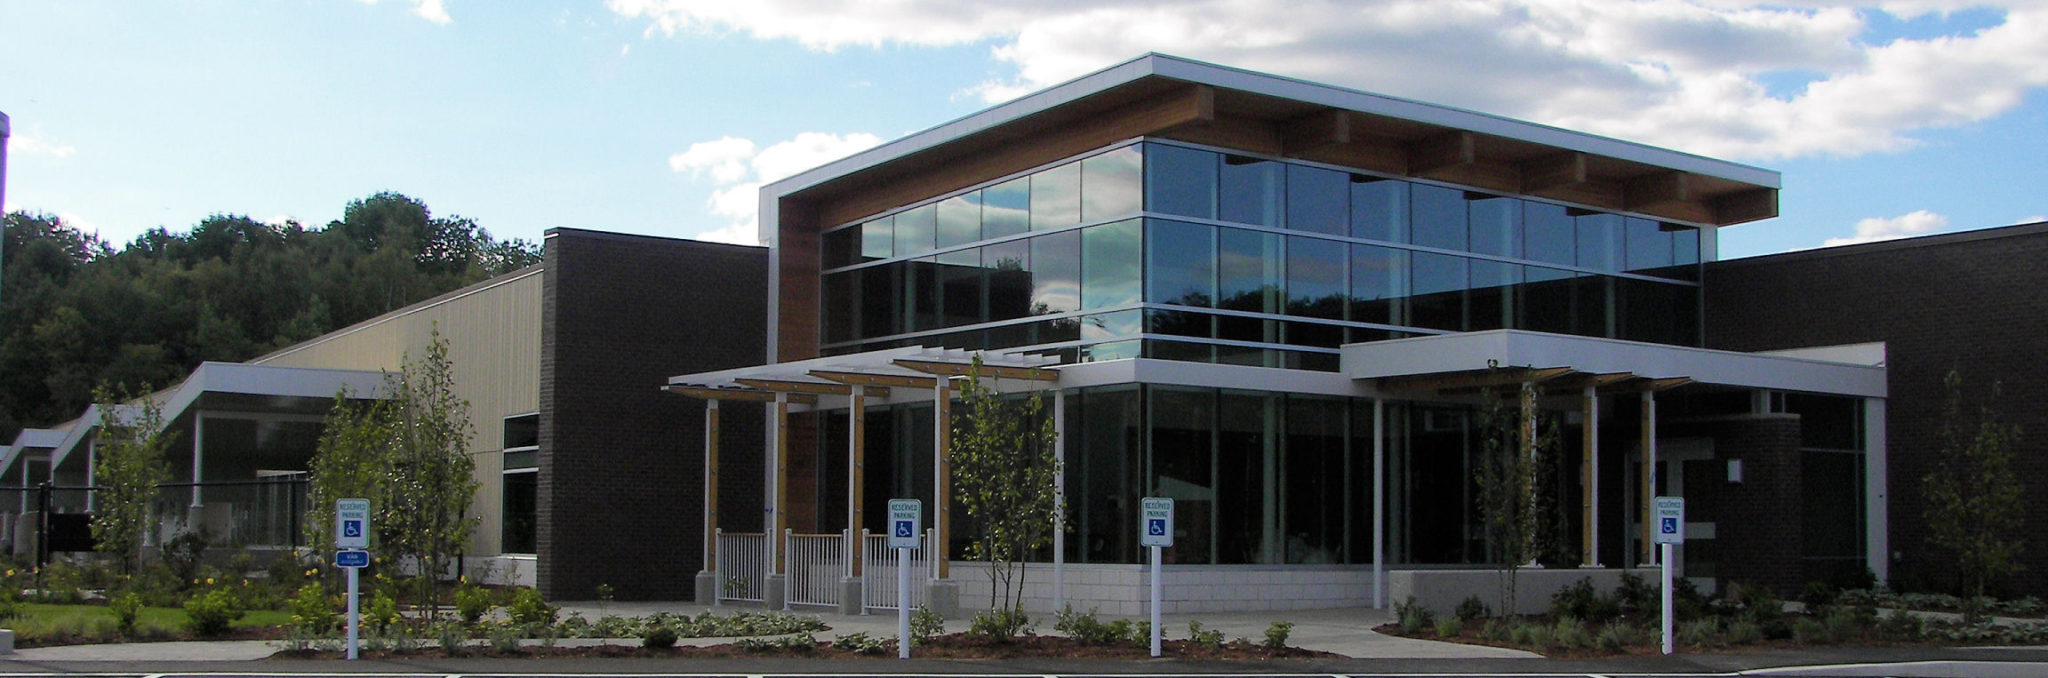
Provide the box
[3,1,2043,260]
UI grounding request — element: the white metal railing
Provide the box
[715,530,767,604]
[785,529,846,608]
[861,528,936,611]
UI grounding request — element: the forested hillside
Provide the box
[0,192,541,440]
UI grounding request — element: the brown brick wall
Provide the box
[1707,222,2048,596]
[1668,416,1805,596]
[538,229,768,601]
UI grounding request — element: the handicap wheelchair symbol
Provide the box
[1147,519,1167,536]
[895,521,914,538]
[343,521,363,538]
[1660,517,1678,534]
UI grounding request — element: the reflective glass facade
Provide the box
[819,141,1704,368]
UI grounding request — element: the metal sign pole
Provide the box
[1661,542,1674,655]
[1149,544,1162,658]
[346,566,359,660]
[897,545,910,659]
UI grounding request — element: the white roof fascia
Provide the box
[8,428,66,450]
[669,345,1059,390]
[1047,358,1361,397]
[1341,329,1885,398]
[762,53,1778,204]
[48,362,389,469]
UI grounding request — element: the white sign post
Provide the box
[888,498,922,660]
[335,498,371,661]
[1140,497,1174,658]
[1653,496,1685,655]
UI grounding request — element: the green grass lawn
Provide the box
[10,602,292,645]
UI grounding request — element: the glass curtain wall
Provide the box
[820,141,1705,368]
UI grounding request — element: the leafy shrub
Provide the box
[365,590,402,632]
[1481,618,1512,642]
[1054,606,1138,645]
[833,631,892,654]
[433,621,468,656]
[506,587,557,626]
[1552,578,1618,622]
[289,583,338,635]
[1792,617,1832,644]
[1823,604,1872,642]
[1395,596,1434,634]
[183,588,241,637]
[593,614,635,638]
[909,605,944,643]
[1880,608,1925,639]
[1455,595,1492,621]
[1595,622,1632,651]
[735,631,817,653]
[1524,623,1554,652]
[1800,581,1840,612]
[1187,620,1223,648]
[641,624,678,649]
[1678,617,1720,648]
[1726,619,1764,644]
[454,583,494,625]
[1433,616,1462,638]
[110,593,142,636]
[968,608,1030,640]
[1262,620,1293,649]
[1552,617,1590,649]
[1616,572,1658,616]
[488,623,524,653]
[163,530,209,584]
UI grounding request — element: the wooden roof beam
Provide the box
[1625,171,1690,210]
[1711,188,1779,225]
[894,359,1059,382]
[1520,152,1588,193]
[665,385,818,404]
[1543,372,1637,394]
[809,369,935,390]
[1598,376,1694,394]
[1407,131,1476,177]
[735,377,869,397]
[1281,109,1352,155]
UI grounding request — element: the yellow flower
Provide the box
[5,569,14,577]
[205,577,215,586]
[305,569,316,577]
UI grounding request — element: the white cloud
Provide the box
[357,0,451,24]
[56,212,100,237]
[13,135,76,158]
[2018,215,2048,225]
[670,131,883,244]
[1825,209,1948,246]
[610,1,2048,162]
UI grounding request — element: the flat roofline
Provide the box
[1342,329,1885,398]
[764,53,1779,201]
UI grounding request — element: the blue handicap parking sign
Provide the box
[1661,517,1678,534]
[1148,518,1166,536]
[342,520,363,538]
[895,521,913,538]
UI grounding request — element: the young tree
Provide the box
[949,357,1060,639]
[89,384,171,574]
[303,328,477,616]
[1473,379,1562,617]
[1923,370,2024,619]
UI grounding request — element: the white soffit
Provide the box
[48,362,388,469]
[1341,330,1885,398]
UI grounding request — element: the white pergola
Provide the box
[666,346,1062,607]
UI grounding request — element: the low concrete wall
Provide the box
[1386,567,1658,616]
[951,561,1381,615]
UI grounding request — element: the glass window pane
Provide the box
[1349,244,1408,326]
[501,471,536,554]
[1284,321,1344,350]
[862,263,900,337]
[1082,309,1141,343]
[1218,228,1283,314]
[905,256,941,331]
[1072,386,1142,564]
[938,249,983,327]
[984,240,1031,322]
[1031,162,1082,230]
[1145,339,1215,364]
[1217,390,1276,563]
[1673,225,1700,265]
[825,270,856,343]
[894,204,936,257]
[1625,217,1673,272]
[1150,387,1215,564]
[1082,146,1143,222]
[1220,155,1283,227]
[1082,219,1142,310]
[1286,236,1346,320]
[982,178,1030,239]
[1468,194,1522,258]
[1284,396,1347,563]
[1522,266,1577,335]
[1030,230,1080,314]
[1146,308,1212,338]
[1146,219,1215,307]
[1467,259,1521,331]
[1410,252,1467,331]
[1351,177,1409,242]
[1618,278,1697,345]
[1286,165,1347,235]
[503,415,539,450]
[1576,212,1621,271]
[1410,184,1468,251]
[1576,275,1614,338]
[1144,143,1217,220]
[824,227,858,267]
[936,194,981,248]
[1523,201,1576,266]
[861,217,893,260]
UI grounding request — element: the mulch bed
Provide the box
[21,625,285,649]
[1371,621,1946,658]
[271,633,1338,660]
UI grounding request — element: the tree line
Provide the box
[0,192,540,441]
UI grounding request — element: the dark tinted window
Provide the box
[1146,219,1215,306]
[1145,144,1218,220]
[1220,155,1283,227]
[1410,184,1468,251]
[1286,165,1348,235]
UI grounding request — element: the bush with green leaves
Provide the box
[183,588,242,637]
[1454,595,1492,621]
[454,583,494,624]
[1395,596,1434,634]
[641,624,678,649]
[1726,619,1764,644]
[909,605,945,642]
[1552,617,1591,649]
[1481,618,1512,642]
[1678,617,1721,648]
[833,631,893,655]
[289,582,338,635]
[1263,620,1294,649]
[506,587,557,626]
[1433,616,1462,638]
[1187,620,1224,648]
[1616,572,1658,616]
[433,620,468,656]
[968,608,1031,640]
[1053,606,1145,646]
[1596,622,1637,651]
[365,590,402,632]
[735,632,817,653]
[488,623,524,653]
[110,593,142,636]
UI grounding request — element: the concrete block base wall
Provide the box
[951,562,1381,615]
[1386,567,1659,616]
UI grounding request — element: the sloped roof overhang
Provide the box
[47,362,388,470]
[666,346,1061,407]
[1343,329,1884,399]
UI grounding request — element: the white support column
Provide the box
[191,414,206,508]
[1053,387,1067,611]
[84,438,95,512]
[1864,397,1889,585]
[932,380,950,580]
[1583,387,1601,567]
[849,386,865,578]
[1372,397,1385,609]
